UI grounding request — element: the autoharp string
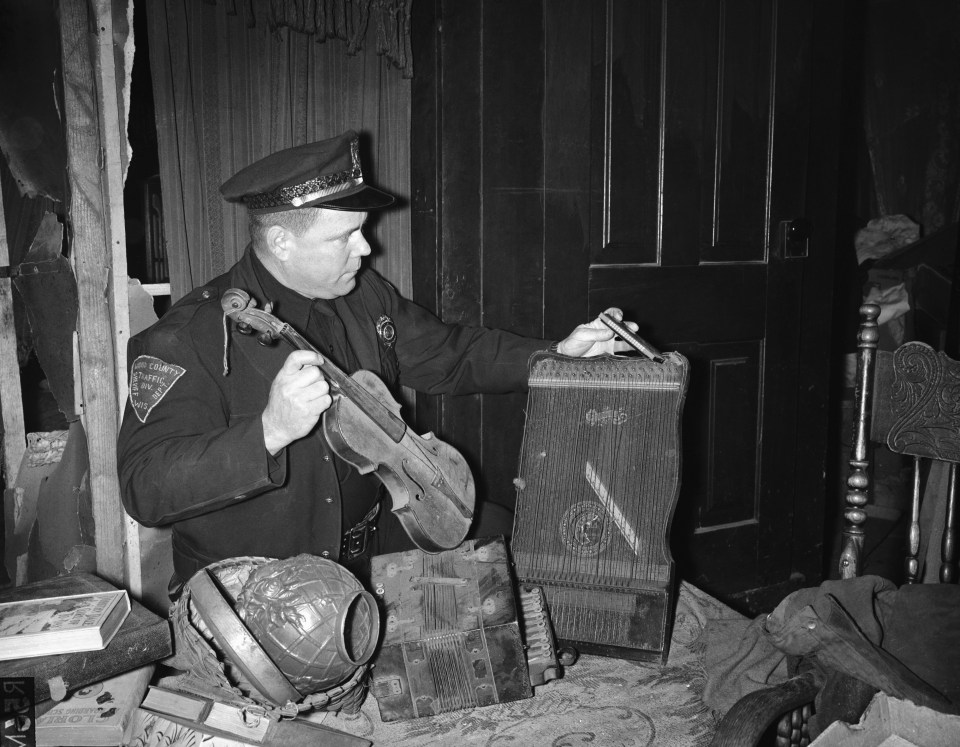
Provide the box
[564,361,674,635]
[515,357,677,595]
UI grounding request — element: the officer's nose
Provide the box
[352,233,372,257]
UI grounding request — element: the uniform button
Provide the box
[325,497,333,504]
[321,551,330,557]
[201,289,213,299]
[323,454,331,462]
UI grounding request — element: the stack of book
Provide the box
[0,572,172,746]
[0,572,172,703]
[34,665,156,746]
[134,687,371,747]
[0,587,130,661]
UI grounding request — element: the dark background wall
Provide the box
[1,0,958,603]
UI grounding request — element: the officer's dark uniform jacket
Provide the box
[117,246,548,582]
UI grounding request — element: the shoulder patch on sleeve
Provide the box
[129,355,186,423]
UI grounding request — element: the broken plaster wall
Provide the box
[0,0,135,583]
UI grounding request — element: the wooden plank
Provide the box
[543,0,592,336]
[0,176,26,488]
[708,0,771,262]
[140,283,172,297]
[58,0,125,586]
[482,0,544,336]
[588,264,768,346]
[481,0,545,505]
[92,0,140,595]
[92,0,132,434]
[753,0,812,589]
[598,0,663,265]
[143,0,195,300]
[438,0,484,471]
[791,0,844,585]
[410,0,442,436]
[662,0,718,266]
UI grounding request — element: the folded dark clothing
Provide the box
[698,575,960,719]
[764,575,960,714]
[881,584,960,705]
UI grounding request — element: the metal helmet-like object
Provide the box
[236,554,380,694]
[169,555,380,716]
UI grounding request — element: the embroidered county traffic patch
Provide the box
[129,355,186,423]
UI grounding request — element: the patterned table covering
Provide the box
[314,582,744,747]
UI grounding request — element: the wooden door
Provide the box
[412,0,844,606]
[590,0,844,604]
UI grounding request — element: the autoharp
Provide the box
[511,327,689,664]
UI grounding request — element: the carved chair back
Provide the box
[842,303,960,583]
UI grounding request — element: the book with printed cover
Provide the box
[35,664,155,746]
[127,709,255,747]
[0,573,172,703]
[0,587,130,661]
[138,686,371,747]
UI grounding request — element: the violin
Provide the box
[221,288,475,553]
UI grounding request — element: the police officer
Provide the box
[117,130,634,596]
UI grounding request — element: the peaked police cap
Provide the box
[219,130,395,214]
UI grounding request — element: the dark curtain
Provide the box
[144,0,412,300]
[863,0,960,232]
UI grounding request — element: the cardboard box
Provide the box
[812,692,960,746]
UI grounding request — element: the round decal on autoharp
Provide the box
[129,355,186,423]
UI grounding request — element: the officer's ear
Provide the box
[264,224,292,261]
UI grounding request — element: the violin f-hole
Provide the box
[400,460,428,502]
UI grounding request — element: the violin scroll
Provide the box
[221,287,254,314]
[222,288,283,345]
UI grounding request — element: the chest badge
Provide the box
[376,315,396,349]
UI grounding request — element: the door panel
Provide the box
[412,0,841,604]
[593,0,811,597]
[695,339,762,527]
[603,0,662,264]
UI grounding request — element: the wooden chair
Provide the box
[711,302,959,746]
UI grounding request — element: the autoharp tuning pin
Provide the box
[236,321,254,335]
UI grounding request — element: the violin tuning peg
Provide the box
[256,331,275,346]
[236,322,254,335]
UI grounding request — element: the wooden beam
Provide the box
[58,0,127,586]
[0,176,26,489]
[140,283,171,297]
[91,0,141,595]
[92,0,132,418]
